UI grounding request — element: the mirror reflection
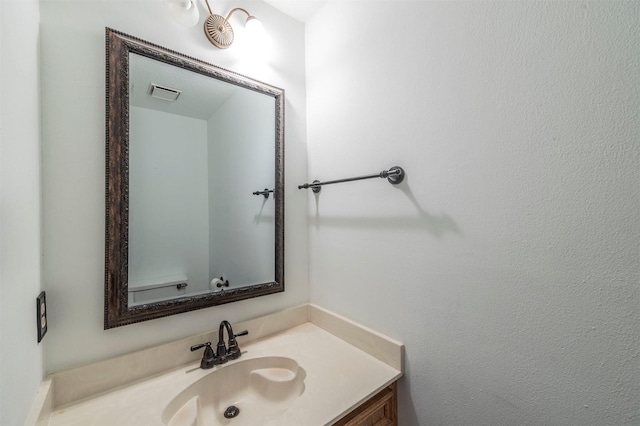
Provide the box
[128,53,275,305]
[105,28,284,328]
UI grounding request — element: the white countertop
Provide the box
[47,321,402,426]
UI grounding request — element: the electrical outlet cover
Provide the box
[37,291,47,343]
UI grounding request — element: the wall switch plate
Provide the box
[36,291,47,343]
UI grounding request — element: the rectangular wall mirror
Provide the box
[105,28,284,329]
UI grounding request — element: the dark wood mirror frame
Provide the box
[104,28,284,329]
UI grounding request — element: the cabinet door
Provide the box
[333,382,397,426]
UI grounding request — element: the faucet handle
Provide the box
[190,342,216,369]
[190,342,211,352]
[227,330,249,360]
[228,330,248,347]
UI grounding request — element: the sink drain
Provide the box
[224,405,240,419]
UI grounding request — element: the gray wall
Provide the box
[0,1,44,425]
[129,107,209,293]
[306,1,639,425]
[208,88,276,287]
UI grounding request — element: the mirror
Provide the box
[105,28,284,329]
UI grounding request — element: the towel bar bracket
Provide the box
[310,180,321,193]
[384,166,405,185]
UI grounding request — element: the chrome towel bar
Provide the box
[298,166,405,193]
[252,188,274,198]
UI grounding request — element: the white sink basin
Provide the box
[162,356,306,426]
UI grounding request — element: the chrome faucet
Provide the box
[190,321,248,369]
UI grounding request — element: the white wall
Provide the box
[0,1,43,424]
[129,107,209,293]
[209,88,276,287]
[306,1,639,425]
[40,0,308,373]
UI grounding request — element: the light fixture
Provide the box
[165,0,200,27]
[202,0,263,49]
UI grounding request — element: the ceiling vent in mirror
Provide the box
[149,83,182,102]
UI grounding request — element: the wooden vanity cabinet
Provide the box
[333,382,397,426]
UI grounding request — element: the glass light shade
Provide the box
[165,0,200,27]
[244,17,272,53]
[245,16,264,35]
